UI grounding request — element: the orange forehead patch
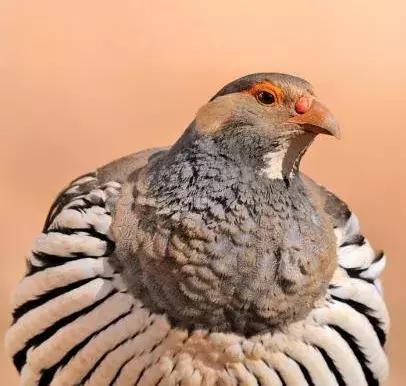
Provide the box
[245,81,284,103]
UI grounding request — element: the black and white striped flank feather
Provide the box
[6,173,389,386]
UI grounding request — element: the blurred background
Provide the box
[0,1,405,384]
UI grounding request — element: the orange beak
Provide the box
[287,100,341,139]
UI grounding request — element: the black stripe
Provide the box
[314,346,346,386]
[12,289,115,372]
[242,362,262,386]
[272,366,287,386]
[43,172,96,231]
[372,251,385,264]
[65,204,90,213]
[70,172,96,184]
[12,277,100,323]
[30,251,103,268]
[132,365,148,386]
[41,225,114,259]
[114,329,172,386]
[25,253,76,277]
[47,226,115,256]
[153,373,166,386]
[37,305,133,386]
[331,295,386,346]
[343,267,374,283]
[341,251,384,283]
[43,193,75,232]
[71,197,105,210]
[108,318,172,385]
[285,355,314,386]
[109,354,136,385]
[47,226,108,240]
[25,222,114,290]
[329,325,379,386]
[260,360,286,386]
[79,312,153,384]
[340,234,365,247]
[57,197,103,220]
[25,260,52,277]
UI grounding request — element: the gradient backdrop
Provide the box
[1,1,405,384]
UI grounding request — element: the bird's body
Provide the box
[6,73,389,385]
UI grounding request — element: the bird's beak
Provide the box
[287,100,341,139]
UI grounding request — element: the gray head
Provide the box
[193,72,340,180]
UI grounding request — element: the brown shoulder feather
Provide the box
[300,173,351,229]
[97,147,168,184]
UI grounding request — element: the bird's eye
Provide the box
[256,91,276,105]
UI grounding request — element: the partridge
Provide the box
[6,73,389,386]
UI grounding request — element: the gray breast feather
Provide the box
[6,171,389,386]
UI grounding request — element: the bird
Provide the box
[6,73,389,386]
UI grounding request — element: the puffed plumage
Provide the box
[6,73,389,386]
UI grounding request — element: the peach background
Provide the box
[1,1,405,384]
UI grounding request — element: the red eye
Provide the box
[256,91,276,105]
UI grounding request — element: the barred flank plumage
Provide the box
[5,173,388,386]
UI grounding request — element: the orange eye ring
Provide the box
[246,81,284,104]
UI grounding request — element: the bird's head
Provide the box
[193,72,340,179]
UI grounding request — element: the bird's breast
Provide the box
[116,176,336,336]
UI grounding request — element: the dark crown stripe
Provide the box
[12,289,116,372]
[328,325,379,386]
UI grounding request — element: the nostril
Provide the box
[295,96,311,114]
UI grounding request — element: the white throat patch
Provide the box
[261,145,288,180]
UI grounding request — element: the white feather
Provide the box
[261,146,288,180]
[6,279,113,356]
[49,206,112,234]
[302,324,368,386]
[312,301,388,380]
[33,232,107,258]
[13,258,113,309]
[49,308,150,386]
[25,292,133,372]
[7,174,389,385]
[86,316,170,386]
